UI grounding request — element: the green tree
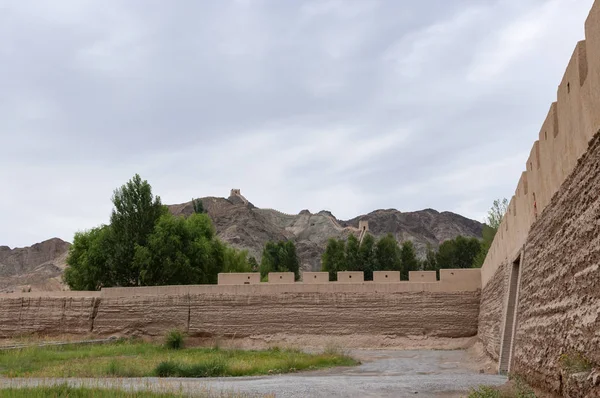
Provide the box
[260,240,300,281]
[472,199,508,267]
[422,244,438,273]
[192,198,206,214]
[436,236,482,269]
[399,241,419,280]
[248,256,259,272]
[133,213,224,286]
[345,234,361,271]
[223,247,252,273]
[374,234,401,275]
[322,238,346,281]
[110,174,168,286]
[358,233,376,280]
[64,226,114,291]
[487,198,509,229]
[472,224,497,268]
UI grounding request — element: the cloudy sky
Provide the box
[0,0,594,248]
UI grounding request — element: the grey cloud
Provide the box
[0,0,594,247]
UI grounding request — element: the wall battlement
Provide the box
[481,1,600,287]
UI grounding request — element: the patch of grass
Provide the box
[0,340,358,378]
[469,377,536,398]
[559,352,593,374]
[0,384,191,397]
[164,330,185,350]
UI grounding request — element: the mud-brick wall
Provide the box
[477,261,508,361]
[511,132,600,395]
[0,291,481,339]
[0,296,99,338]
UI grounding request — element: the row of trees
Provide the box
[321,234,419,280]
[321,198,509,280]
[65,175,253,290]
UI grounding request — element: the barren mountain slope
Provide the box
[169,194,484,271]
[1,194,483,292]
[0,238,70,293]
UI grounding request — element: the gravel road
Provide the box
[0,349,506,398]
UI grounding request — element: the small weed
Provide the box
[164,330,185,350]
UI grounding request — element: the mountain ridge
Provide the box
[0,193,483,292]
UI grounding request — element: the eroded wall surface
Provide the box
[476,4,600,395]
[0,296,99,338]
[0,289,480,339]
[510,131,600,395]
[477,261,508,361]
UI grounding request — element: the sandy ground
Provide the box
[0,349,506,398]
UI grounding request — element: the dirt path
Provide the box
[0,349,506,398]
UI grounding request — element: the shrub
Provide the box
[154,358,227,378]
[155,361,179,377]
[164,330,185,350]
[559,352,593,374]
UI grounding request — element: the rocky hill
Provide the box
[0,192,483,291]
[0,238,70,293]
[169,192,484,272]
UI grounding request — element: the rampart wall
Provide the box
[0,270,480,340]
[479,1,600,395]
[481,1,600,287]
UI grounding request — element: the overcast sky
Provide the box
[0,0,594,248]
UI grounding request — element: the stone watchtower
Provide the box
[358,220,369,244]
[358,220,369,233]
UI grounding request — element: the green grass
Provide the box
[0,383,246,397]
[0,340,358,378]
[468,377,536,398]
[0,384,186,398]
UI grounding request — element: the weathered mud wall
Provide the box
[478,2,600,394]
[477,261,508,361]
[481,0,600,287]
[0,290,480,339]
[0,296,100,337]
[510,131,600,395]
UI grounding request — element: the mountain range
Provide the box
[0,191,483,292]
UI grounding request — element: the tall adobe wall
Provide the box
[479,0,600,394]
[512,131,600,396]
[481,1,600,287]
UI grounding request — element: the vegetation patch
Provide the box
[0,340,357,378]
[469,377,536,398]
[559,351,593,374]
[0,384,244,397]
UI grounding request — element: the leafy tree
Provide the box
[487,198,508,229]
[64,226,114,291]
[345,234,360,271]
[472,199,508,267]
[472,224,497,268]
[110,174,168,286]
[192,198,206,214]
[374,234,401,276]
[65,174,253,290]
[422,244,438,273]
[260,240,300,280]
[321,238,346,281]
[399,241,419,280]
[358,233,376,280]
[133,213,224,286]
[436,236,482,269]
[248,256,259,272]
[222,247,252,273]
